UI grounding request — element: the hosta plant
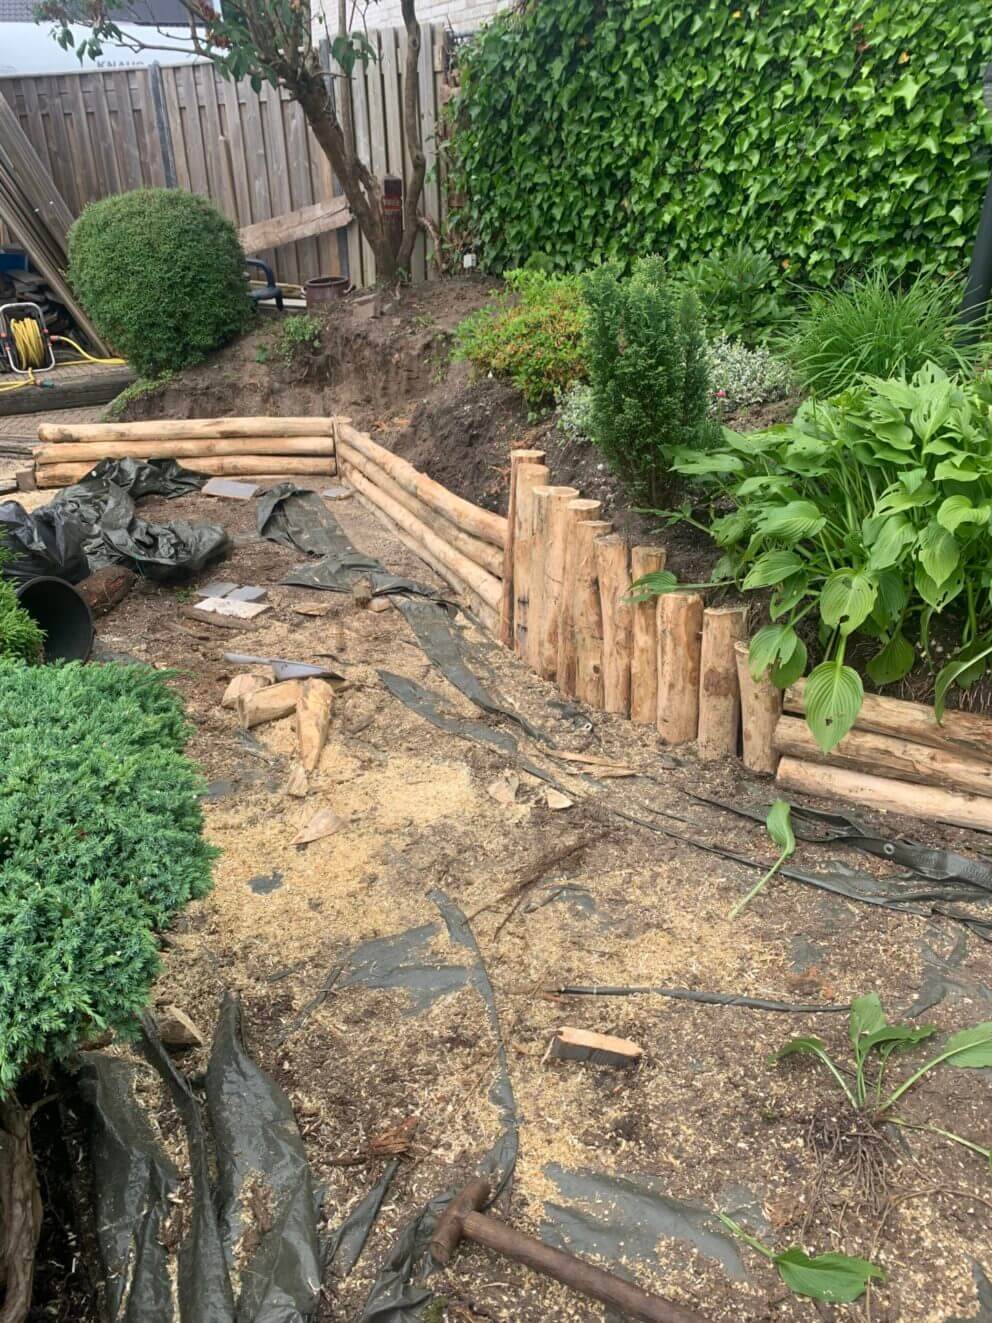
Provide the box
[637,364,992,750]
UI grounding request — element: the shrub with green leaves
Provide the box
[582,257,713,503]
[785,270,979,397]
[0,662,215,1092]
[705,336,794,415]
[0,578,43,664]
[677,245,791,347]
[68,188,253,378]
[450,1,992,284]
[641,365,992,750]
[452,269,586,408]
[277,313,323,366]
[556,381,595,445]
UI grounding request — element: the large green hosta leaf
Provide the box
[803,660,864,752]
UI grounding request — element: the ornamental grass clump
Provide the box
[0,661,215,1092]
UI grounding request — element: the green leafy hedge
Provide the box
[68,188,253,377]
[0,662,215,1091]
[451,0,992,285]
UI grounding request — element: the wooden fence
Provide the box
[0,23,451,288]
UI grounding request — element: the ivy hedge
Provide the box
[0,662,214,1092]
[450,0,992,285]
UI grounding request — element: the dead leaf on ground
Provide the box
[370,1115,419,1156]
[293,807,344,846]
[545,789,573,811]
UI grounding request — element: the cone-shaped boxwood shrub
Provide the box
[0,661,215,1092]
[68,188,253,378]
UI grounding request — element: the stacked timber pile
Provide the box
[33,417,338,488]
[775,682,992,830]
[334,419,506,633]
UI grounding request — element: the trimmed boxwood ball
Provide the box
[68,188,254,377]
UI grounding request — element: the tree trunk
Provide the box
[0,1098,43,1323]
[396,1,428,276]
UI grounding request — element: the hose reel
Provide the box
[0,302,55,374]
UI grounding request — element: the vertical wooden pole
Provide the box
[556,498,603,697]
[500,448,545,648]
[697,605,748,760]
[531,485,579,678]
[595,534,633,716]
[574,519,613,708]
[630,546,667,724]
[734,640,782,774]
[512,462,549,661]
[657,592,704,745]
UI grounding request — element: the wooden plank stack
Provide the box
[33,417,338,488]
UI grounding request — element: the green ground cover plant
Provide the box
[0,546,44,663]
[68,188,253,378]
[0,661,214,1092]
[452,270,587,408]
[634,365,992,750]
[582,257,713,503]
[277,313,324,366]
[786,270,980,396]
[705,336,794,415]
[451,0,992,284]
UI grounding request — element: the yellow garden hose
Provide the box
[0,315,125,393]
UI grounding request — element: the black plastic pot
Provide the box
[16,576,94,663]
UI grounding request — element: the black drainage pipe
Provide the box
[16,576,94,663]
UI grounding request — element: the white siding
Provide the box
[321,0,507,36]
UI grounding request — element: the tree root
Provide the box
[0,1097,43,1323]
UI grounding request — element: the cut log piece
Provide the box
[784,680,992,765]
[774,715,992,800]
[630,547,668,724]
[74,565,136,618]
[238,679,303,728]
[656,592,704,746]
[222,672,271,709]
[776,756,992,832]
[34,436,337,464]
[343,464,501,614]
[337,437,502,577]
[551,1027,643,1068]
[36,456,336,487]
[37,416,334,444]
[734,641,781,775]
[696,605,748,761]
[296,678,335,772]
[511,463,550,662]
[530,486,580,678]
[500,449,546,647]
[556,498,602,696]
[573,520,613,708]
[595,534,633,716]
[337,421,506,548]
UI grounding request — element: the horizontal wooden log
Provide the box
[34,436,336,465]
[0,366,136,416]
[337,438,502,578]
[37,416,334,444]
[337,421,506,549]
[774,714,992,800]
[776,756,992,832]
[784,680,992,764]
[240,196,351,253]
[35,455,336,487]
[341,461,502,614]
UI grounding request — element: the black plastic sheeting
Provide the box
[78,1052,182,1323]
[337,892,518,1323]
[0,458,229,584]
[78,999,320,1323]
[948,1263,992,1322]
[206,992,322,1322]
[326,1159,402,1279]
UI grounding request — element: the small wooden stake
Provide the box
[296,678,335,772]
[556,499,603,697]
[531,485,579,677]
[630,546,667,724]
[696,604,748,760]
[734,640,781,775]
[656,592,704,745]
[512,463,550,662]
[574,519,613,708]
[500,449,545,647]
[595,534,633,716]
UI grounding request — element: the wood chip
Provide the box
[285,764,309,798]
[293,807,344,846]
[487,773,520,806]
[292,602,332,617]
[545,788,573,811]
[155,1005,205,1049]
[551,1027,643,1068]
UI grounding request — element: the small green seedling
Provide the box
[729,800,796,919]
[774,993,992,1165]
[717,1215,884,1303]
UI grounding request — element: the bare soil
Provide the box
[21,475,992,1323]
